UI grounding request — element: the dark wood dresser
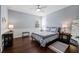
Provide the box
[2,31,13,49]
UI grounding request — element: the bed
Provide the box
[31,27,59,47]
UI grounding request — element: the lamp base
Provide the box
[9,30,13,32]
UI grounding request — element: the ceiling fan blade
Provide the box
[40,5,47,9]
[29,5,47,12]
[40,9,45,13]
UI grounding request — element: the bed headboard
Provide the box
[45,27,59,32]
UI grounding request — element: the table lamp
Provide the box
[8,24,14,32]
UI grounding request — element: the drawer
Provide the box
[4,42,9,46]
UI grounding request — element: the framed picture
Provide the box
[35,21,39,28]
[2,17,6,23]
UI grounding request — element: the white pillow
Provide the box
[50,28,57,32]
[45,27,50,31]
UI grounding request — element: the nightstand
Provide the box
[2,31,13,49]
[59,32,71,44]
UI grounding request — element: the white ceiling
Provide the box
[7,5,70,16]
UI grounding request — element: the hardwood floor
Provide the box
[3,37,78,53]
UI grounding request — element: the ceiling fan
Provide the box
[36,5,41,12]
[36,5,47,12]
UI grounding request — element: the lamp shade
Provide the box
[61,24,68,33]
[62,24,67,28]
[8,24,14,29]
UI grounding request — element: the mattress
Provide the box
[32,31,57,37]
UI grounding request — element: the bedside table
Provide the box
[59,32,71,44]
[2,31,13,49]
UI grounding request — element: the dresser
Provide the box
[2,31,13,49]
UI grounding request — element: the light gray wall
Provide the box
[0,5,1,19]
[8,10,41,29]
[0,5,1,52]
[0,5,1,30]
[77,6,79,17]
[1,5,8,34]
[46,5,79,27]
[8,10,41,38]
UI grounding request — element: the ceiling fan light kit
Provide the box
[36,8,41,12]
[36,5,41,12]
